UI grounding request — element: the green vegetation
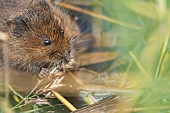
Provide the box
[1,0,170,113]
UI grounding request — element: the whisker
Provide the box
[79,18,92,32]
[70,27,93,44]
[71,39,87,47]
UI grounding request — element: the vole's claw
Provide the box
[38,68,49,79]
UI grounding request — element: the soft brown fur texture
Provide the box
[0,0,80,75]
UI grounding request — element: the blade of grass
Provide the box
[10,80,41,110]
[68,72,84,85]
[21,103,64,113]
[119,62,132,89]
[8,85,24,100]
[56,2,140,30]
[155,33,169,77]
[129,51,148,79]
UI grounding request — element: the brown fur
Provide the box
[0,0,80,75]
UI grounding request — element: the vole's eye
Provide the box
[61,30,64,35]
[44,40,51,45]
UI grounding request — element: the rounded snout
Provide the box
[49,51,71,63]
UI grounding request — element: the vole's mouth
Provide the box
[41,60,62,69]
[41,58,76,72]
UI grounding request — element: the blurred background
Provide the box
[1,0,170,113]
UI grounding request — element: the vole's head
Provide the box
[4,0,79,73]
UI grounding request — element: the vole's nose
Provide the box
[50,51,71,63]
[62,54,70,64]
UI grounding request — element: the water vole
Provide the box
[0,0,80,76]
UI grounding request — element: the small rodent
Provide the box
[0,0,80,76]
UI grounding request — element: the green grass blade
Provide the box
[129,51,148,79]
[155,33,169,77]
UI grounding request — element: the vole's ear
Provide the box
[6,16,28,38]
[7,16,27,30]
[6,20,16,31]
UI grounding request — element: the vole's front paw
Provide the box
[38,68,49,79]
